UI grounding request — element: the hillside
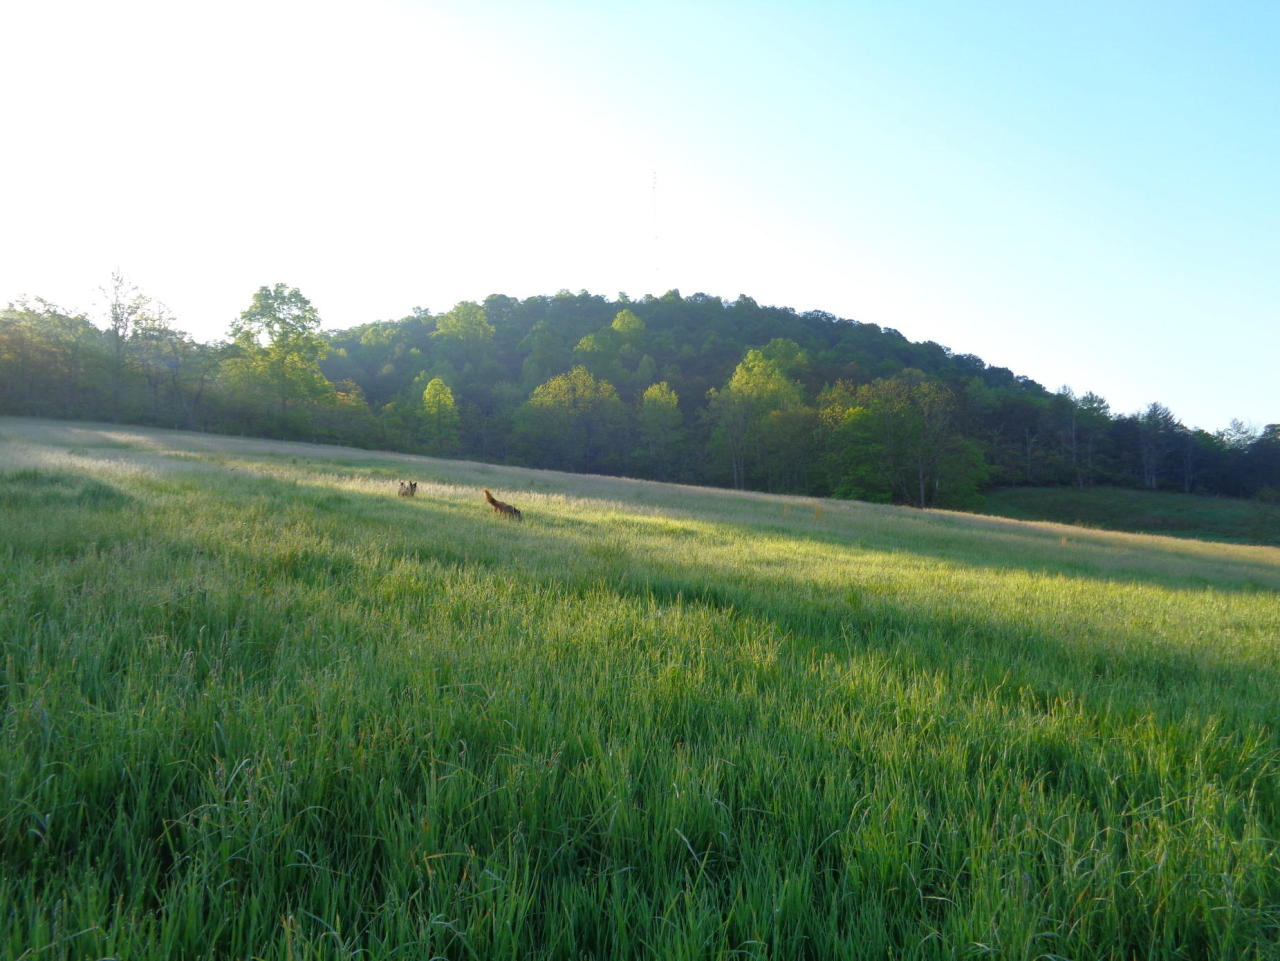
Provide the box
[8,290,1277,507]
[980,486,1280,546]
[3,417,1279,959]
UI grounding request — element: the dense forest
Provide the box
[3,277,1277,507]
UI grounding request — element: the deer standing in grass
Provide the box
[398,481,417,497]
[483,488,522,521]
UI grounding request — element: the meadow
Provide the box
[979,486,1280,547]
[2,417,1278,960]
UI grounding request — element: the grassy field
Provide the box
[979,486,1280,547]
[2,417,1279,960]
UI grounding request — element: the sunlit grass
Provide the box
[2,417,1278,959]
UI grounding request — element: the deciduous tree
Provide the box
[513,366,628,473]
[707,345,804,489]
[420,377,461,455]
[225,284,334,425]
[826,371,986,507]
[634,381,683,479]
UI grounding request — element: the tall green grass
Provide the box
[980,486,1280,546]
[2,418,1278,959]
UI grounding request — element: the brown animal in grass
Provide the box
[483,488,522,521]
[398,480,418,497]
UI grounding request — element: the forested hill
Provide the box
[3,285,1278,506]
[322,290,1038,413]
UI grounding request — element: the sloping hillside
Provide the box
[3,417,1278,959]
[980,485,1280,546]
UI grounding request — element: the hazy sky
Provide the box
[3,0,1277,431]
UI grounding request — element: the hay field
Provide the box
[2,417,1278,959]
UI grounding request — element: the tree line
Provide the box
[3,278,1277,507]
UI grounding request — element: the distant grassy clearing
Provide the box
[2,417,1278,960]
[980,485,1280,546]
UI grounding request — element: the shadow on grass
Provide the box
[150,469,1280,735]
[10,417,1277,593]
[979,486,1280,547]
[0,467,136,511]
[596,492,1280,595]
[6,450,1278,959]
[260,453,1280,597]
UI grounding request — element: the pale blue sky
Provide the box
[3,0,1276,430]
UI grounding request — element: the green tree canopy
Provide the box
[224,284,333,421]
[758,337,808,378]
[420,376,461,456]
[434,302,494,342]
[513,366,628,473]
[232,284,323,351]
[0,299,106,418]
[635,381,683,480]
[611,308,645,339]
[707,347,804,488]
[826,371,986,507]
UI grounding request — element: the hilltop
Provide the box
[7,289,1277,510]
